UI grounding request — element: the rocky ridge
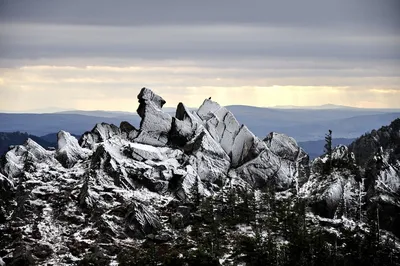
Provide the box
[0,87,399,265]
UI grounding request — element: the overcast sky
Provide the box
[0,0,399,111]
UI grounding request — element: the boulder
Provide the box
[120,121,137,134]
[264,132,305,161]
[196,98,258,167]
[80,123,121,149]
[120,121,139,140]
[169,103,201,147]
[2,138,55,179]
[232,148,295,190]
[56,131,90,168]
[127,142,164,162]
[265,132,310,185]
[184,131,230,183]
[134,88,172,146]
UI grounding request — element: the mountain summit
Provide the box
[0,88,399,265]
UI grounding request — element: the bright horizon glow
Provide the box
[0,64,399,112]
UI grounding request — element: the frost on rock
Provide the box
[0,172,14,221]
[1,138,56,179]
[229,132,309,190]
[305,145,361,219]
[265,132,310,185]
[173,165,210,202]
[232,147,296,190]
[364,147,400,235]
[170,103,202,147]
[134,87,172,147]
[56,130,90,168]
[367,148,400,200]
[125,142,165,162]
[265,132,306,161]
[0,173,13,191]
[184,130,230,183]
[79,122,121,149]
[196,99,261,168]
[126,200,162,235]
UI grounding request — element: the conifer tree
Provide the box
[324,129,333,174]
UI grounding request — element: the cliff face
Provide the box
[0,88,399,265]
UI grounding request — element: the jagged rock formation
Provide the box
[0,88,399,265]
[134,87,172,146]
[303,145,361,219]
[350,119,400,236]
[349,119,400,168]
[56,131,90,168]
[303,119,400,237]
[79,122,121,149]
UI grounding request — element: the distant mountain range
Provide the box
[271,103,400,111]
[225,106,400,141]
[2,103,399,113]
[0,113,141,136]
[0,106,399,142]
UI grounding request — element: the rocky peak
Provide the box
[56,131,90,168]
[196,98,262,168]
[137,87,166,115]
[134,87,172,146]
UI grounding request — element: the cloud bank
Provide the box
[0,0,399,111]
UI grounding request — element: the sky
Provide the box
[0,0,399,112]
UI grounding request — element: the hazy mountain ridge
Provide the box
[0,113,141,136]
[1,106,398,142]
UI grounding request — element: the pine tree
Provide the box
[190,177,201,207]
[324,129,333,174]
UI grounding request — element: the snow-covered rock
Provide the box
[0,173,13,191]
[303,145,361,219]
[197,99,258,167]
[127,142,165,162]
[79,122,121,149]
[1,138,56,179]
[185,130,231,183]
[170,103,201,146]
[134,87,172,146]
[265,132,305,161]
[56,131,90,168]
[233,147,296,190]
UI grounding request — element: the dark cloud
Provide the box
[1,0,399,65]
[1,23,399,63]
[0,0,399,31]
